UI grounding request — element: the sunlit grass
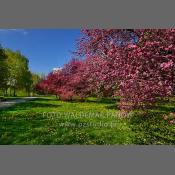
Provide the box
[0,96,175,145]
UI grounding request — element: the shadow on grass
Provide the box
[152,105,175,114]
[34,97,58,102]
[128,100,175,144]
[85,97,119,104]
[65,97,119,111]
[105,104,119,110]
[1,96,174,145]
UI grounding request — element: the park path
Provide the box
[0,97,38,109]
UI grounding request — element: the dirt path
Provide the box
[0,97,38,109]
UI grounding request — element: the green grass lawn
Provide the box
[0,96,175,145]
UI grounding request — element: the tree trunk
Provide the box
[26,88,30,97]
[5,88,8,96]
[3,90,5,96]
[28,89,30,97]
[10,87,12,96]
[3,88,8,96]
[13,87,16,97]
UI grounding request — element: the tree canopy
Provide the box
[36,29,175,112]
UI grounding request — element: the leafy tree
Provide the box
[23,70,33,96]
[36,29,175,113]
[0,45,8,95]
[30,73,42,96]
[5,49,31,96]
[77,29,175,111]
[35,59,88,100]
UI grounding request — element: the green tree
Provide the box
[30,73,42,96]
[5,49,31,96]
[0,45,8,95]
[24,70,33,96]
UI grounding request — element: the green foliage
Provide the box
[30,73,42,95]
[0,47,40,97]
[5,49,30,91]
[0,45,8,91]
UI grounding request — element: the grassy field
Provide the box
[0,96,175,145]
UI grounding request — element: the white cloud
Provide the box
[53,67,62,73]
[0,29,28,35]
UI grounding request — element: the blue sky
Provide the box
[0,29,81,74]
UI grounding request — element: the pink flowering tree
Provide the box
[36,59,89,101]
[35,78,49,95]
[36,29,175,112]
[77,29,175,111]
[56,58,88,101]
